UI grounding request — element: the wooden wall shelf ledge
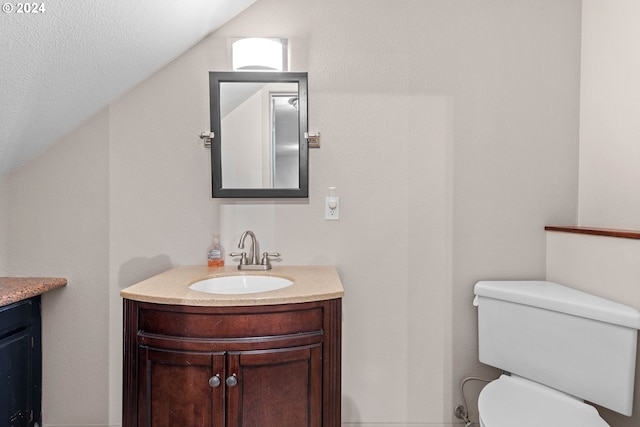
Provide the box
[545,226,640,240]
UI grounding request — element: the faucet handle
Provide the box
[229,252,248,265]
[260,252,281,268]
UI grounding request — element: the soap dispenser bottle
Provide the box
[207,234,225,267]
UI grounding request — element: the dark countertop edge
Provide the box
[0,277,68,307]
[545,226,640,240]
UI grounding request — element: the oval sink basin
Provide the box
[189,275,293,295]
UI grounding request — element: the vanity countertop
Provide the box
[120,265,344,306]
[0,277,68,307]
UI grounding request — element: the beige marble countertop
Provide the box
[0,277,67,307]
[120,265,343,306]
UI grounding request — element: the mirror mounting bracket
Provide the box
[199,131,214,148]
[305,132,321,149]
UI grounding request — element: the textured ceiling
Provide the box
[0,0,256,177]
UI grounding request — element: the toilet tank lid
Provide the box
[474,280,640,329]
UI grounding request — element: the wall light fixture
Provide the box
[231,38,287,71]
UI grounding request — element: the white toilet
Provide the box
[474,280,640,427]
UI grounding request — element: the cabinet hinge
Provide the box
[31,336,34,348]
[30,410,33,422]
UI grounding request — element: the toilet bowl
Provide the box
[478,375,608,427]
[474,280,640,427]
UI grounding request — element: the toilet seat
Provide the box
[478,375,609,427]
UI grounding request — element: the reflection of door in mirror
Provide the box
[220,82,298,189]
[271,93,299,188]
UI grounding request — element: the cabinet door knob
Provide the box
[226,373,238,387]
[209,374,221,388]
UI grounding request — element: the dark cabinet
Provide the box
[138,348,223,426]
[0,296,42,427]
[123,299,341,427]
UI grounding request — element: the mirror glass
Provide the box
[209,71,308,198]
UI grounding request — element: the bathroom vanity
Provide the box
[0,277,67,427]
[121,266,343,427]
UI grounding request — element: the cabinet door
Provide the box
[0,331,34,426]
[226,345,323,427]
[0,298,40,427]
[138,347,225,427]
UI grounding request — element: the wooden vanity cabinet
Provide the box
[123,299,341,427]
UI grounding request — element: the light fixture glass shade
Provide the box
[232,38,284,71]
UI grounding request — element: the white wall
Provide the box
[0,0,581,426]
[4,110,111,425]
[0,179,7,275]
[579,0,640,229]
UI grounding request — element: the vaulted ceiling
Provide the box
[0,0,256,177]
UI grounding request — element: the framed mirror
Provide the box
[209,71,308,198]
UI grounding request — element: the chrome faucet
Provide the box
[229,230,280,270]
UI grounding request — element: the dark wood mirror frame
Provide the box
[209,71,309,198]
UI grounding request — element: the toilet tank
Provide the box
[474,280,640,416]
